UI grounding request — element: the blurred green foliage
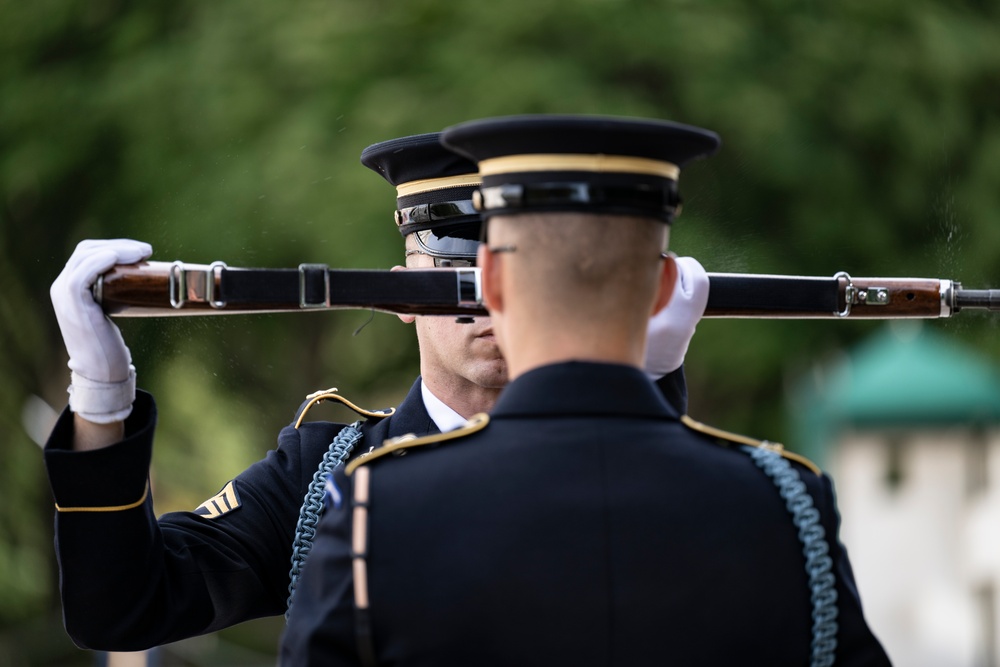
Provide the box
[2,0,999,663]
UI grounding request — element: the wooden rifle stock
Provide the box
[97,262,232,317]
[95,261,1000,319]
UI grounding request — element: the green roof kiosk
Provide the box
[791,322,1000,667]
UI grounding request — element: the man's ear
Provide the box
[478,244,503,314]
[652,253,678,316]
[390,264,416,324]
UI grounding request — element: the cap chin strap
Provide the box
[474,182,682,223]
[395,198,483,265]
[395,199,480,236]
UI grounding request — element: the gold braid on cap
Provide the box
[477,154,680,180]
[395,173,481,198]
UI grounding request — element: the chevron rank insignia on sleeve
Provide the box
[192,480,242,519]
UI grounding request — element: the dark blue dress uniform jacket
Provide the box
[43,379,430,651]
[280,362,891,666]
[42,371,690,652]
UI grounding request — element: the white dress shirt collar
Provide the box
[420,380,468,433]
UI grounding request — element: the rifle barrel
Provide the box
[954,289,1000,312]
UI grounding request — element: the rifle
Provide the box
[94,260,1000,319]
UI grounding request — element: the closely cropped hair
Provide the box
[494,213,667,324]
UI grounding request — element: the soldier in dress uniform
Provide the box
[280,115,892,666]
[42,132,708,651]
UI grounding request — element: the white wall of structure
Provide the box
[829,427,1000,667]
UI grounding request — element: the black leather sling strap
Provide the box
[706,274,841,317]
[218,266,485,314]
[214,268,841,316]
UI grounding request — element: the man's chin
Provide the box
[471,361,508,389]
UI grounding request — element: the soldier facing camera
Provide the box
[43,130,708,651]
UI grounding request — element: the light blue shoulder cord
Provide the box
[285,421,365,620]
[741,445,839,667]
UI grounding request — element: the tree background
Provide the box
[2,0,999,664]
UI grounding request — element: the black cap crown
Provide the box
[440,115,721,223]
[361,133,482,263]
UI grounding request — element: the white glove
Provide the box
[643,255,709,378]
[50,239,152,423]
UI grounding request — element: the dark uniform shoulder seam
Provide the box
[680,414,821,475]
[345,413,490,475]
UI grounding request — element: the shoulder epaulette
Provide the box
[345,413,490,475]
[294,387,396,429]
[680,414,821,475]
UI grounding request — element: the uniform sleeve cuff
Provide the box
[44,391,157,509]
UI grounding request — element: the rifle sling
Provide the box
[217,267,487,315]
[706,274,840,315]
[217,269,839,315]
